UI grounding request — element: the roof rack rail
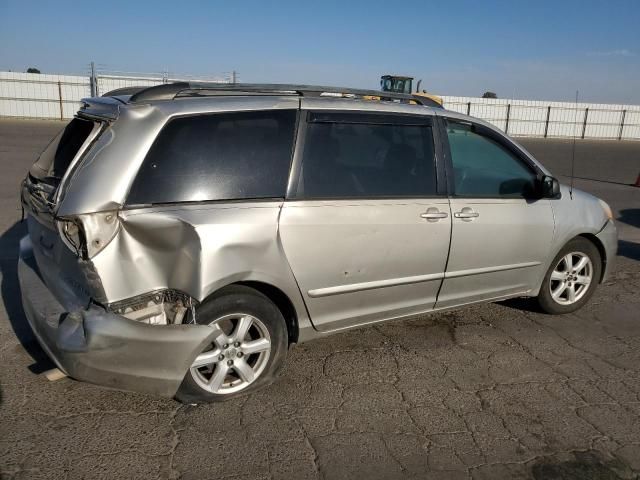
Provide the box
[127,82,442,108]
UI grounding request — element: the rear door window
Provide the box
[293,113,437,199]
[127,110,297,205]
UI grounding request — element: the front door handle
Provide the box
[454,207,479,221]
[420,208,449,222]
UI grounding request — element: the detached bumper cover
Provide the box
[596,219,618,282]
[18,236,217,398]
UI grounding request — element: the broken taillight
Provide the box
[59,219,82,255]
[57,210,120,259]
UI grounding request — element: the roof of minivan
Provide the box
[103,82,443,109]
[80,82,443,122]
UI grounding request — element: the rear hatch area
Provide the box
[21,117,108,309]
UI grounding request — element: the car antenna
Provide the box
[570,90,579,199]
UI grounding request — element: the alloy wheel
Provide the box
[190,313,272,394]
[549,252,593,306]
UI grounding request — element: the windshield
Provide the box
[29,118,96,183]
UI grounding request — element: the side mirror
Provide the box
[540,175,561,199]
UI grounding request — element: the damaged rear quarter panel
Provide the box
[90,201,312,332]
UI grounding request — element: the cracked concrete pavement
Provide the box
[1,119,639,479]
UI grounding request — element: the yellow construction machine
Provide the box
[379,74,443,106]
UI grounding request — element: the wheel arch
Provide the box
[205,281,300,345]
[578,233,607,283]
[535,232,608,296]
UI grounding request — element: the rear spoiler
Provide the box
[101,86,148,97]
[78,96,124,121]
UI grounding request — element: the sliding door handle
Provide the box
[454,208,479,221]
[420,208,449,222]
[421,212,449,219]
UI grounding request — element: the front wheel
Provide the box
[537,237,602,314]
[175,285,288,403]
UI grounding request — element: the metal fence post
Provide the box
[505,104,511,134]
[544,105,551,138]
[466,101,471,115]
[57,81,64,120]
[90,61,97,97]
[581,107,589,139]
[618,109,627,140]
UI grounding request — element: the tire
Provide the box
[175,285,288,403]
[537,237,602,315]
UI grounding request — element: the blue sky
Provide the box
[1,0,639,103]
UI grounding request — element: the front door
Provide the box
[436,119,555,308]
[279,109,451,331]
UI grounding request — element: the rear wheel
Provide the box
[537,237,601,314]
[176,285,288,403]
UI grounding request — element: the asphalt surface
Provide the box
[1,119,639,480]
[518,137,640,187]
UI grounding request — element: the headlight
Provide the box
[598,199,613,220]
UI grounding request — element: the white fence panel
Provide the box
[97,75,165,96]
[0,71,230,120]
[622,111,640,140]
[471,102,509,132]
[1,71,639,140]
[97,74,230,96]
[441,95,640,141]
[546,106,582,138]
[507,104,547,137]
[0,71,90,119]
[584,108,623,139]
[439,100,467,115]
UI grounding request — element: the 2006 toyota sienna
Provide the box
[19,82,617,402]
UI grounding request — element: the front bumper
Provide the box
[18,236,217,398]
[596,219,618,282]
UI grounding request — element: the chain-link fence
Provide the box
[1,70,639,140]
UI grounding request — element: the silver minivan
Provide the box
[19,83,617,402]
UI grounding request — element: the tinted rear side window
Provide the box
[127,110,297,205]
[294,117,436,199]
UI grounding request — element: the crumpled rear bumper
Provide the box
[18,236,217,398]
